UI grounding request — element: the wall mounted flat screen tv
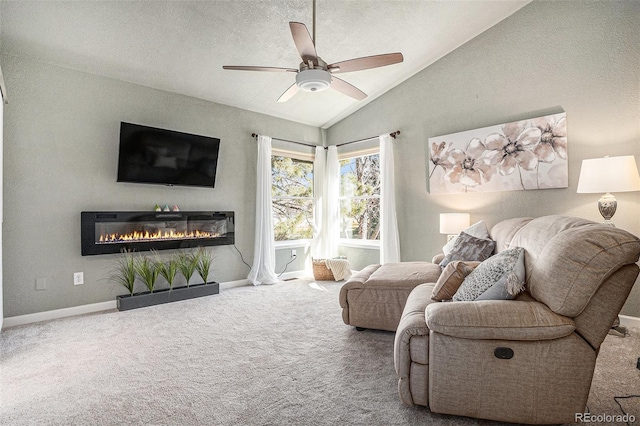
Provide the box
[117,122,220,188]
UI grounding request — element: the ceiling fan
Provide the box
[222,0,403,102]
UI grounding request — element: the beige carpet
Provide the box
[1,279,638,425]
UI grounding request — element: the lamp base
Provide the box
[598,192,617,226]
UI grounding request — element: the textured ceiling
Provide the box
[1,0,529,128]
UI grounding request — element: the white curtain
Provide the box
[325,146,340,258]
[248,135,279,285]
[312,146,326,258]
[380,133,401,263]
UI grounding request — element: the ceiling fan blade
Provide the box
[223,66,298,73]
[328,53,404,74]
[277,83,299,103]
[289,22,318,64]
[330,77,367,100]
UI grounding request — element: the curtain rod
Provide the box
[251,133,319,149]
[333,130,400,148]
[251,130,400,150]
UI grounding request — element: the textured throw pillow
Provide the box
[442,221,490,256]
[453,247,526,302]
[439,232,496,268]
[431,261,481,301]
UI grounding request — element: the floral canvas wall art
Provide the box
[428,112,567,194]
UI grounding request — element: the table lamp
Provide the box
[440,213,470,241]
[577,155,640,225]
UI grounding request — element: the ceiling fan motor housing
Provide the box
[296,69,331,92]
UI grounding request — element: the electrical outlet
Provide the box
[36,277,46,291]
[74,272,84,286]
[291,249,297,257]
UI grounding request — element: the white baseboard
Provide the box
[278,270,312,281]
[220,278,250,290]
[2,300,117,330]
[1,274,309,330]
[619,314,640,329]
[223,271,311,287]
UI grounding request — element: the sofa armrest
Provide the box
[394,284,436,373]
[426,300,575,341]
[394,283,438,406]
[431,253,445,264]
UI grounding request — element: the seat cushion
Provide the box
[426,300,575,340]
[340,262,442,331]
[365,261,442,289]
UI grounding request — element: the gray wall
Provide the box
[3,1,640,319]
[2,54,321,317]
[327,1,640,316]
[337,246,379,271]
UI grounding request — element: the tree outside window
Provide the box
[271,155,314,241]
[339,153,380,240]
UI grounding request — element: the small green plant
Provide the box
[112,250,137,296]
[154,251,179,289]
[195,247,214,285]
[177,251,199,287]
[136,255,159,293]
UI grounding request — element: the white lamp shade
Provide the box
[577,155,640,193]
[439,213,470,234]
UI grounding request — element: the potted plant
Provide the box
[195,247,215,285]
[136,254,159,293]
[114,249,220,311]
[155,251,179,290]
[111,250,137,296]
[177,250,199,287]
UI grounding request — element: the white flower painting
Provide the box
[428,112,567,194]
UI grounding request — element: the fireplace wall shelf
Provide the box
[81,211,234,256]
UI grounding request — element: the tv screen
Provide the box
[117,122,220,188]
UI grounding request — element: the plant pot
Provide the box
[116,282,220,311]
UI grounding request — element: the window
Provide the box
[339,151,380,241]
[271,155,314,241]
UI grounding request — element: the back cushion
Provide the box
[509,216,640,317]
[490,217,533,253]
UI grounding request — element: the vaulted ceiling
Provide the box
[1,0,529,128]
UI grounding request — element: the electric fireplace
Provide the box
[81,211,234,256]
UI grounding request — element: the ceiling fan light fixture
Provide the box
[296,69,331,92]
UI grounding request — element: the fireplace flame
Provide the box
[98,229,220,244]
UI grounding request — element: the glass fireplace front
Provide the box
[81,211,234,256]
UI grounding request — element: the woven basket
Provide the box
[312,259,334,281]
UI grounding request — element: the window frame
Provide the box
[271,148,315,246]
[338,147,381,248]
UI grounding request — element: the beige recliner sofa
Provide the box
[394,215,640,424]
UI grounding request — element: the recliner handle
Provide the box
[494,347,514,359]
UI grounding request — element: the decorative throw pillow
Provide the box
[453,247,526,302]
[439,232,496,268]
[431,260,481,301]
[442,221,490,256]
